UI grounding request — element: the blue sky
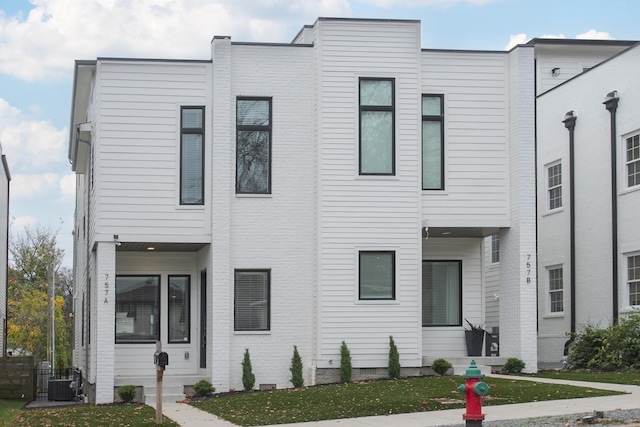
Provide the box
[1,0,639,266]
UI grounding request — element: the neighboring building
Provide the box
[0,143,10,356]
[68,17,635,404]
[536,42,640,366]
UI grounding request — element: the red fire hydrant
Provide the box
[457,360,490,426]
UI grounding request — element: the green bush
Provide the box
[117,385,136,403]
[339,341,352,383]
[193,379,215,397]
[388,336,401,379]
[290,346,304,388]
[567,312,640,371]
[431,358,452,376]
[242,348,256,391]
[502,357,525,374]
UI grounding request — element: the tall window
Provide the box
[491,235,499,264]
[180,107,204,205]
[115,275,160,343]
[626,134,640,188]
[547,162,562,210]
[422,261,461,326]
[359,251,395,300]
[234,270,270,331]
[422,94,444,189]
[168,275,190,343]
[236,98,271,194]
[628,255,640,306]
[359,78,394,175]
[548,266,563,313]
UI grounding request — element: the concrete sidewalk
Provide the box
[159,374,640,427]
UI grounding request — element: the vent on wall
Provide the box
[259,384,276,391]
[359,368,378,375]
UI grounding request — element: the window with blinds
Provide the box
[180,106,204,205]
[234,270,270,331]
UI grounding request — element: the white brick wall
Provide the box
[94,241,116,403]
[499,46,538,372]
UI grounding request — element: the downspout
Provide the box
[1,155,9,357]
[603,91,620,324]
[562,111,577,337]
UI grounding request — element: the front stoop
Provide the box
[144,385,185,405]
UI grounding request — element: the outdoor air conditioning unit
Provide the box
[48,379,73,401]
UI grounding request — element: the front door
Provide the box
[200,270,207,369]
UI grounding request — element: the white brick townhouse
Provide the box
[68,17,635,404]
[536,41,640,366]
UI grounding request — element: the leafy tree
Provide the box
[7,224,72,367]
[242,348,255,391]
[289,345,304,388]
[339,341,352,383]
[388,336,401,379]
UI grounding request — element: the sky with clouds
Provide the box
[1,0,639,266]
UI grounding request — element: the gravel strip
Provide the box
[441,408,640,426]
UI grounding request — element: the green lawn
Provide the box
[12,403,179,427]
[0,400,24,427]
[535,370,640,385]
[191,375,624,426]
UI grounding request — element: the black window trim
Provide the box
[236,97,273,194]
[234,269,271,332]
[115,274,161,344]
[422,94,445,190]
[358,77,396,176]
[422,259,463,327]
[167,274,191,344]
[180,106,205,205]
[358,250,396,301]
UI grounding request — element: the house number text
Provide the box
[104,273,109,304]
[525,254,531,284]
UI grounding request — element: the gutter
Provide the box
[562,111,577,336]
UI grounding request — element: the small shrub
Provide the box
[242,348,256,391]
[388,336,401,379]
[431,358,452,376]
[290,345,304,388]
[502,357,525,374]
[193,379,215,397]
[117,385,136,403]
[339,341,352,383]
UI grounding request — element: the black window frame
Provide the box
[358,251,396,300]
[422,94,445,190]
[180,106,205,205]
[236,97,272,194]
[115,275,161,344]
[168,275,191,344]
[491,234,500,264]
[234,269,271,331]
[422,260,463,327]
[359,77,395,176]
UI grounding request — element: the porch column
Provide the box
[499,46,537,372]
[94,241,116,403]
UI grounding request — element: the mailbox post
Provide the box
[154,341,169,424]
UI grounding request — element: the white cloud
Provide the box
[11,173,59,199]
[0,99,68,173]
[59,174,75,199]
[10,215,37,231]
[359,0,496,6]
[505,33,528,50]
[0,0,352,81]
[576,29,613,40]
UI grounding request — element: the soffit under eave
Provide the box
[69,62,95,172]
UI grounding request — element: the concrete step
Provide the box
[144,385,185,405]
